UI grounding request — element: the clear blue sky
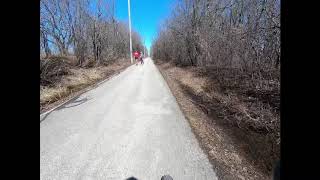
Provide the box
[115,0,174,52]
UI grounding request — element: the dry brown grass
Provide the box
[40,86,69,105]
[40,58,130,111]
[40,68,102,104]
[156,61,279,180]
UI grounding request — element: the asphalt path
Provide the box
[40,58,218,180]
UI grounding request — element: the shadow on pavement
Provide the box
[126,177,138,180]
[56,96,91,110]
[125,175,173,180]
[40,96,91,123]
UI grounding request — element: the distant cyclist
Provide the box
[133,50,141,65]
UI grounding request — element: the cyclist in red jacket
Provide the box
[133,51,141,65]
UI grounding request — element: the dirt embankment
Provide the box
[156,61,280,180]
[40,56,131,113]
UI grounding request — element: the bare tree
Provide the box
[40,0,74,55]
[40,0,143,66]
[40,27,51,58]
[152,0,280,72]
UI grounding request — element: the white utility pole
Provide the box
[128,0,133,63]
